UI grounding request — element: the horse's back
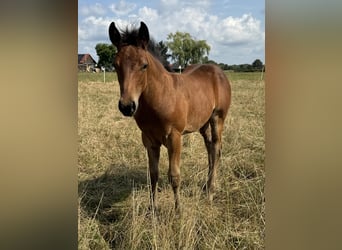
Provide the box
[184,64,231,119]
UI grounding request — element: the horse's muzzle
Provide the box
[118,100,136,117]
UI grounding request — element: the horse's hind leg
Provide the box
[207,115,224,201]
[208,116,224,200]
[200,121,213,191]
[166,130,182,211]
[200,121,212,164]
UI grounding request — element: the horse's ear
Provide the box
[109,22,121,49]
[138,21,149,49]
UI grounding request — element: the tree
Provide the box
[191,40,210,64]
[218,63,229,70]
[148,40,172,71]
[95,43,116,70]
[252,59,263,71]
[156,41,171,63]
[166,32,210,67]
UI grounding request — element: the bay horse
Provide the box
[109,21,231,210]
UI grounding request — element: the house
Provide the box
[78,54,97,72]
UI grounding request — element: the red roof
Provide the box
[78,54,96,64]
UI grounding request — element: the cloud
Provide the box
[213,14,264,46]
[109,0,136,16]
[78,2,264,64]
[138,7,159,22]
[79,3,106,16]
[137,8,263,49]
[160,0,179,8]
[78,16,113,41]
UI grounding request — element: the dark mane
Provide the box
[119,25,173,72]
[120,26,140,47]
[148,39,173,72]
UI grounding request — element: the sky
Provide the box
[78,0,264,65]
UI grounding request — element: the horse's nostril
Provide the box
[118,100,136,116]
[131,101,136,113]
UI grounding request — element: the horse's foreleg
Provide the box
[166,130,182,211]
[143,134,160,209]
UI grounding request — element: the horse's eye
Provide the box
[141,63,148,70]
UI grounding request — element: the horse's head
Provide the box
[109,21,150,117]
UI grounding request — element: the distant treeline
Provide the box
[94,42,264,73]
[207,59,265,72]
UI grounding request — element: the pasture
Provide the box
[78,71,265,249]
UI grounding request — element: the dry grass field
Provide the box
[78,71,265,249]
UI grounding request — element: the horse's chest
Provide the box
[134,111,172,144]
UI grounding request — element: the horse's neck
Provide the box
[143,55,175,102]
[147,53,168,81]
